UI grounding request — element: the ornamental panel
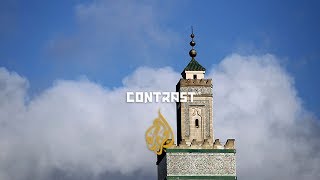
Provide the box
[184,100,211,137]
[167,153,236,176]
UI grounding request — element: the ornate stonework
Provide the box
[180,86,213,96]
[167,152,236,176]
[183,100,211,137]
[179,79,212,87]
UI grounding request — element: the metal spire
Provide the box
[189,26,197,58]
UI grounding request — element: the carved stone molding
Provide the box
[183,100,211,137]
[180,86,212,96]
[179,79,212,87]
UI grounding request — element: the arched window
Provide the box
[193,74,197,79]
[195,119,199,128]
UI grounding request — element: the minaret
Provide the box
[157,30,237,180]
[176,29,214,147]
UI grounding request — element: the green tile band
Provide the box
[166,149,236,153]
[167,175,237,179]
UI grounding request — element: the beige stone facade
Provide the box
[176,78,214,146]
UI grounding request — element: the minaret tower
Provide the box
[156,29,237,180]
[176,28,214,147]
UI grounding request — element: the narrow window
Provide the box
[193,74,197,79]
[195,119,199,128]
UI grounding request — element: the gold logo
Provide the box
[145,110,174,155]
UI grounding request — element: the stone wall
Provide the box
[176,78,214,146]
[157,148,237,180]
[167,152,236,176]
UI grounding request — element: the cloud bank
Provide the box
[0,54,319,180]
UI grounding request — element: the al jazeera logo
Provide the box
[145,110,174,155]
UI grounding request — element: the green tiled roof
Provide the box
[183,58,206,71]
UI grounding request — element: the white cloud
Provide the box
[0,66,178,180]
[210,54,320,179]
[0,54,319,180]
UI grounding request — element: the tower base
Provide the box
[157,149,236,180]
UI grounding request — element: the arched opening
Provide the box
[195,119,199,128]
[193,74,197,79]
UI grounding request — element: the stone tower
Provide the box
[157,31,237,180]
[177,57,214,147]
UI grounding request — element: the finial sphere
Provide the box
[189,49,197,57]
[190,33,195,38]
[190,40,196,46]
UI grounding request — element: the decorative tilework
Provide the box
[167,153,236,176]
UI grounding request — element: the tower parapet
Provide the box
[178,79,212,86]
[170,138,236,150]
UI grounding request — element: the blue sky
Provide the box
[1,0,320,116]
[0,1,320,179]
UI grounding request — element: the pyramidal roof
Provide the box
[183,58,206,71]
